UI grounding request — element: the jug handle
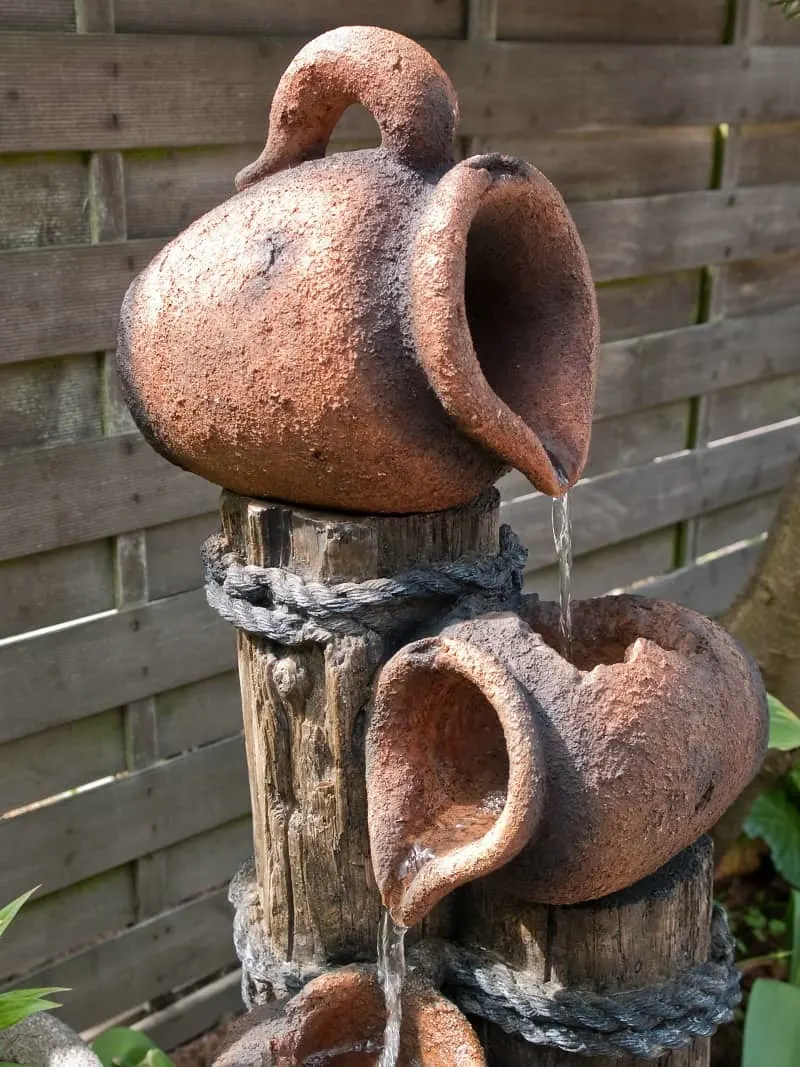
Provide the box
[235,26,459,191]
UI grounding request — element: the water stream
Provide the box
[377,909,408,1067]
[551,490,573,658]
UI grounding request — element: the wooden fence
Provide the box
[1,0,799,1049]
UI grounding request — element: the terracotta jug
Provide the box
[117,26,598,514]
[366,595,768,926]
[213,965,486,1066]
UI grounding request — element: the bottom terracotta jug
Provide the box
[214,965,485,1066]
[366,594,768,926]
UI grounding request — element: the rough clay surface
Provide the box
[213,965,486,1066]
[117,26,598,512]
[366,594,768,922]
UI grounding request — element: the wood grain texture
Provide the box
[0,355,101,452]
[0,239,162,365]
[497,0,727,43]
[502,418,800,570]
[157,670,243,759]
[163,817,252,907]
[140,970,244,1054]
[631,539,764,619]
[696,491,781,555]
[0,539,113,639]
[458,840,713,1065]
[7,186,800,367]
[0,588,234,743]
[0,434,217,563]
[146,511,219,600]
[0,34,758,153]
[476,127,714,202]
[0,155,89,250]
[707,372,800,440]
[739,121,800,186]
[523,528,675,602]
[221,491,498,968]
[114,0,463,37]
[4,890,236,1034]
[0,737,249,902]
[725,252,800,315]
[0,709,125,814]
[597,274,701,342]
[0,0,74,29]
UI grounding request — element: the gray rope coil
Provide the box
[229,862,741,1060]
[203,524,526,645]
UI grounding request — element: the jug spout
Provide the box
[366,635,546,928]
[214,965,486,1066]
[410,154,599,495]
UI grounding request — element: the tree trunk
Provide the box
[220,490,499,972]
[455,839,714,1067]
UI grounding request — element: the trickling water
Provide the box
[377,909,407,1067]
[397,842,436,881]
[302,1040,381,1064]
[551,490,573,658]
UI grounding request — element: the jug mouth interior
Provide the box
[368,637,543,925]
[520,594,710,672]
[410,154,598,496]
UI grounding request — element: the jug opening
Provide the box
[411,154,598,497]
[520,596,709,673]
[368,637,544,926]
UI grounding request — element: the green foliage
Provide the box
[767,694,800,751]
[743,980,800,1066]
[91,1028,174,1067]
[745,786,800,887]
[0,889,66,1032]
[767,0,800,19]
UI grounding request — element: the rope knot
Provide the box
[203,524,527,646]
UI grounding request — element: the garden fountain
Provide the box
[117,25,767,1067]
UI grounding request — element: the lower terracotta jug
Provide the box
[366,595,768,926]
[214,965,485,1066]
[117,26,598,513]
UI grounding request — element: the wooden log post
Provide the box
[455,837,714,1067]
[220,489,500,972]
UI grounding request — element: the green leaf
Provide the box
[91,1028,172,1067]
[0,889,39,939]
[768,694,800,751]
[791,889,800,987]
[0,989,66,1030]
[745,787,800,887]
[743,979,800,1067]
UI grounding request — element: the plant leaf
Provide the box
[91,1028,170,1067]
[791,889,800,987]
[0,988,66,1031]
[745,787,800,887]
[768,694,800,752]
[743,979,800,1066]
[0,889,39,940]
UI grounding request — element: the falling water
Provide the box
[377,909,408,1067]
[551,490,573,658]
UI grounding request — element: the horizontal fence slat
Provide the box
[0,588,235,743]
[5,187,800,368]
[497,0,727,44]
[707,373,800,441]
[524,527,676,603]
[0,35,768,153]
[146,511,218,600]
[164,817,252,908]
[0,709,125,814]
[0,239,162,365]
[696,491,782,556]
[0,155,89,251]
[158,671,242,759]
[0,434,218,562]
[726,250,800,316]
[138,969,243,1053]
[0,354,102,452]
[597,272,701,342]
[594,303,800,420]
[5,891,236,1034]
[503,418,800,570]
[629,539,764,618]
[0,737,249,903]
[0,869,135,984]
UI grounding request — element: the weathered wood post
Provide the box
[114,24,766,1067]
